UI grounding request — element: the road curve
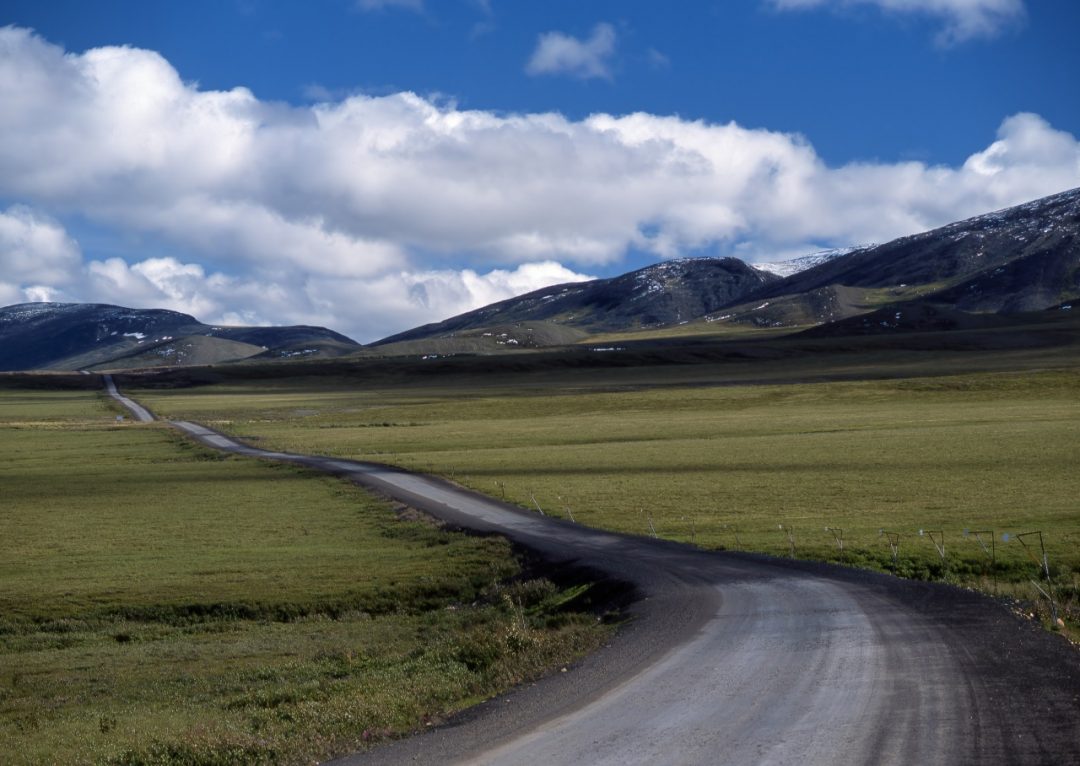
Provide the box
[103,374,155,422]
[106,384,1080,765]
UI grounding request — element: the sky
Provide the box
[1,0,1078,342]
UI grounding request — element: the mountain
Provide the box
[9,189,1074,370]
[374,257,779,345]
[375,187,1080,349]
[0,303,359,372]
[648,186,1080,336]
[750,187,1080,314]
[753,246,873,278]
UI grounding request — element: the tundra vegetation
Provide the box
[136,365,1080,635]
[0,390,611,765]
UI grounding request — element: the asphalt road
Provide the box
[106,384,1080,765]
[102,374,155,422]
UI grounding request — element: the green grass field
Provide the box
[0,390,610,765]
[6,348,1078,762]
[136,368,1080,602]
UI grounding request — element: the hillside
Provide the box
[0,303,360,372]
[753,246,872,278]
[375,257,779,346]
[749,187,1080,314]
[373,188,1080,350]
[5,189,1076,370]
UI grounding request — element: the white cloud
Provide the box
[84,257,216,320]
[82,255,334,330]
[0,205,81,285]
[76,255,594,342]
[400,261,592,317]
[647,48,671,69]
[526,23,617,80]
[769,0,1026,44]
[0,283,21,305]
[0,27,1077,341]
[356,0,424,12]
[303,83,340,102]
[0,204,594,340]
[310,261,595,339]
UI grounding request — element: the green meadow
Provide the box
[137,368,1080,604]
[5,354,1079,763]
[0,390,609,765]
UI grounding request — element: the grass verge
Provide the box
[136,368,1080,636]
[0,390,613,765]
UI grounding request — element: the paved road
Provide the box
[103,374,155,422]
[107,383,1080,765]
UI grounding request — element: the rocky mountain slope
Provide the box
[6,188,1075,369]
[0,303,359,371]
[751,187,1080,314]
[375,187,1079,347]
[753,246,872,278]
[375,257,779,345]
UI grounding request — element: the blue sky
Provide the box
[1,0,1078,341]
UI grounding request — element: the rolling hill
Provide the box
[374,257,780,346]
[4,188,1076,370]
[749,187,1080,316]
[374,186,1080,348]
[0,303,360,372]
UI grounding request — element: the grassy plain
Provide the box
[137,366,1080,600]
[0,390,609,765]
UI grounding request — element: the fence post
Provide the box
[920,529,946,567]
[965,529,996,590]
[1013,531,1058,623]
[558,495,576,523]
[880,529,900,569]
[825,526,844,563]
[779,524,795,557]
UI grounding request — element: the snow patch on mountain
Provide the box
[629,258,715,300]
[0,302,77,324]
[927,186,1080,245]
[754,247,873,278]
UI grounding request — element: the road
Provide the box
[106,383,1080,765]
[103,374,155,422]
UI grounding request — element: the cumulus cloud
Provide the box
[0,27,1078,341]
[0,206,594,340]
[0,203,81,308]
[0,205,82,285]
[309,261,595,339]
[77,255,593,342]
[526,23,617,80]
[0,284,19,305]
[84,257,223,320]
[768,0,1026,44]
[81,255,323,329]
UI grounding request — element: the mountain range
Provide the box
[376,257,780,346]
[1,186,1077,371]
[0,303,358,372]
[371,186,1079,349]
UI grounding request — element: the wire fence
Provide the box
[469,478,1075,630]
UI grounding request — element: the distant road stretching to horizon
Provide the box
[107,379,1080,765]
